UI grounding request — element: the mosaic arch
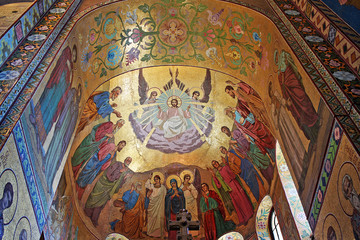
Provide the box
[0,0,349,238]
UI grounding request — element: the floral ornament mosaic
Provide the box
[256,195,273,240]
[85,0,265,77]
[276,142,312,239]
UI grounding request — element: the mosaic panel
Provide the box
[309,121,343,230]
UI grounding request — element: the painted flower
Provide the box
[296,212,306,221]
[169,47,177,55]
[48,15,57,20]
[226,50,241,61]
[294,17,302,21]
[325,159,331,173]
[159,19,187,46]
[11,59,23,67]
[106,45,122,67]
[130,28,142,43]
[81,48,93,71]
[24,45,35,50]
[58,2,66,7]
[90,32,96,42]
[204,29,216,42]
[279,164,288,172]
[317,46,327,51]
[226,20,233,28]
[126,47,140,66]
[325,54,331,58]
[39,25,49,31]
[250,60,256,69]
[284,4,292,9]
[169,7,177,17]
[233,24,244,35]
[334,126,341,141]
[253,32,261,42]
[333,71,356,81]
[317,189,323,202]
[351,88,360,95]
[258,221,266,229]
[225,235,234,240]
[125,9,138,25]
[329,59,340,67]
[302,27,312,33]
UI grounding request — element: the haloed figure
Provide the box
[0,182,14,240]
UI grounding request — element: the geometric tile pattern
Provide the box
[276,141,313,239]
[13,122,46,232]
[308,121,343,231]
[0,0,57,67]
[0,0,81,151]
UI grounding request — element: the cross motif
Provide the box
[162,21,184,44]
[168,209,200,240]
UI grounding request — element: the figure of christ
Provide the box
[0,183,13,240]
[165,179,186,240]
[113,182,149,239]
[209,160,254,225]
[200,183,235,240]
[275,49,319,142]
[76,86,122,134]
[219,146,266,202]
[145,175,166,238]
[221,126,274,185]
[156,98,191,141]
[76,140,126,200]
[84,157,133,226]
[226,107,276,160]
[71,119,125,177]
[342,174,360,240]
[180,174,199,236]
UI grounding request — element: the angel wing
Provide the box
[138,68,149,105]
[200,69,211,103]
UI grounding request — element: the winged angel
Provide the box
[129,68,215,153]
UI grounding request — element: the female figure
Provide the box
[165,178,185,240]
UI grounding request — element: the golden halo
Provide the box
[337,161,360,216]
[167,95,182,108]
[180,170,194,184]
[322,214,342,240]
[166,175,181,189]
[151,171,165,184]
[147,87,162,99]
[189,88,204,99]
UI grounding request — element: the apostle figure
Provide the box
[274,49,319,142]
[165,178,185,240]
[156,98,191,141]
[44,84,81,194]
[145,174,166,238]
[209,160,254,225]
[31,46,74,144]
[342,174,360,240]
[85,157,133,226]
[76,140,126,199]
[221,126,273,184]
[219,146,265,201]
[0,182,13,240]
[76,86,122,134]
[200,183,235,240]
[113,182,149,239]
[268,81,307,186]
[225,107,275,160]
[71,119,125,177]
